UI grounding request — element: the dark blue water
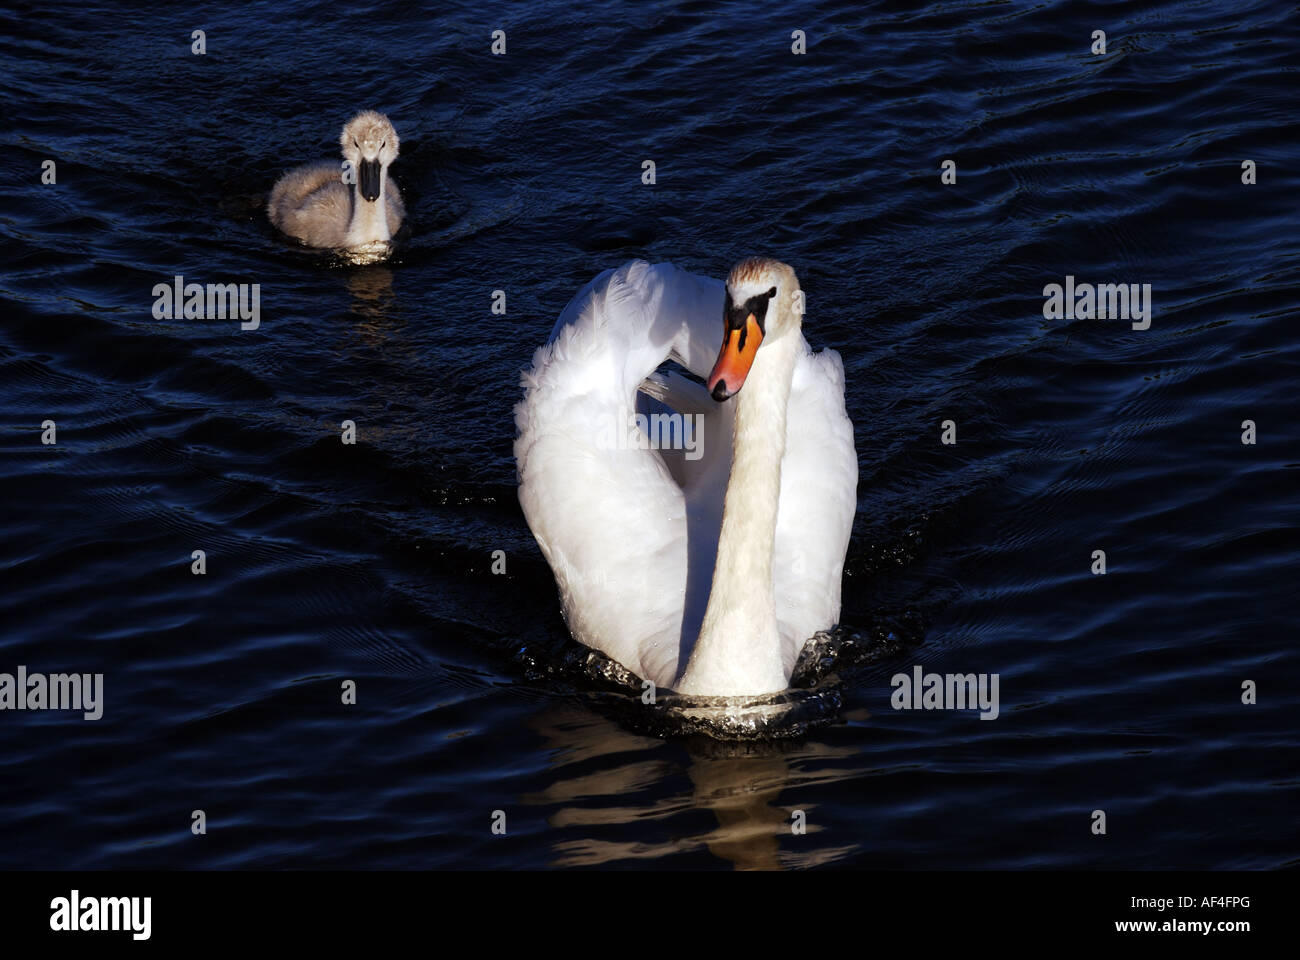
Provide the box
[1,0,1296,869]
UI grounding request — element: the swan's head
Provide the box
[708,257,801,401]
[340,110,400,203]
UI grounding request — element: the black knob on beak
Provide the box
[359,158,382,201]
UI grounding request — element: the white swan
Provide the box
[268,110,404,249]
[515,258,857,697]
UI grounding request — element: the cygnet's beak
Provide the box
[358,158,382,202]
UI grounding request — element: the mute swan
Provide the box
[515,258,857,698]
[267,110,404,249]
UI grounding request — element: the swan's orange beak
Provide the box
[708,313,763,401]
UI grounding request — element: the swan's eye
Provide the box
[767,286,777,297]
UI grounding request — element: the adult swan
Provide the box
[515,258,856,697]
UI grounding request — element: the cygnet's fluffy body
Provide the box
[268,110,404,249]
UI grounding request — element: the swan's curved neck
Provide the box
[677,318,799,696]
[345,169,391,245]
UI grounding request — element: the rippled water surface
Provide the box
[1,0,1296,869]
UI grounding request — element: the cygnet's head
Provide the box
[708,257,803,401]
[340,110,400,202]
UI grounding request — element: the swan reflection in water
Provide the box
[347,266,397,328]
[522,702,865,870]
